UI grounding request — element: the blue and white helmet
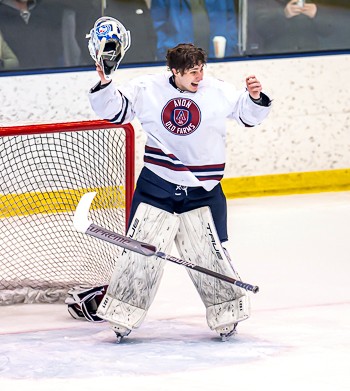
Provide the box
[86,16,131,80]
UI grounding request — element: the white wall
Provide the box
[1,54,349,179]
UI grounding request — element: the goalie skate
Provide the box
[218,323,238,342]
[110,323,131,343]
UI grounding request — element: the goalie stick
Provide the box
[73,192,259,294]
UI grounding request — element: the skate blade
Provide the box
[220,324,238,342]
[221,332,236,342]
[115,333,125,343]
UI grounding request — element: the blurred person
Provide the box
[249,0,331,54]
[103,0,156,63]
[0,0,99,70]
[150,0,238,60]
[310,0,350,50]
[284,0,317,19]
[60,0,101,66]
[0,30,19,69]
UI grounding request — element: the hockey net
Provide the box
[0,120,134,305]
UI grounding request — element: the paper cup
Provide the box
[213,36,226,58]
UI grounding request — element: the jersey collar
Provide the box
[169,76,186,93]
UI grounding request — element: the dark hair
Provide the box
[166,43,207,75]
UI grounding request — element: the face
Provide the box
[172,63,204,93]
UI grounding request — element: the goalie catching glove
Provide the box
[65,285,108,322]
[86,16,131,80]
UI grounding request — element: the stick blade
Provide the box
[73,192,97,233]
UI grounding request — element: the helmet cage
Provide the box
[86,16,131,80]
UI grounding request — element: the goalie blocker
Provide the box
[71,194,251,340]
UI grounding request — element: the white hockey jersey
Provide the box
[89,72,271,191]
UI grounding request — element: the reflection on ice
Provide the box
[0,319,282,379]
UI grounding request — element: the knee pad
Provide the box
[97,203,179,329]
[175,206,251,330]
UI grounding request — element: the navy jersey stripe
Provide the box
[107,93,129,124]
[144,156,225,175]
[145,146,225,171]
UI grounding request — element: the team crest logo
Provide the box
[96,24,112,36]
[161,98,201,136]
[174,109,189,126]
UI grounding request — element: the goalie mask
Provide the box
[86,16,131,80]
[65,285,108,322]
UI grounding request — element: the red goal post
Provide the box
[0,120,135,305]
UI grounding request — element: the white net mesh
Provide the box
[0,122,134,305]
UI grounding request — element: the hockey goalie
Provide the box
[70,15,272,342]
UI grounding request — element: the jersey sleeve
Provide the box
[215,78,272,127]
[234,91,272,127]
[88,80,137,124]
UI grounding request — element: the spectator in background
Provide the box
[0,30,19,70]
[308,0,350,50]
[0,0,99,70]
[102,0,157,63]
[60,0,101,67]
[284,0,317,19]
[150,0,238,61]
[250,0,330,54]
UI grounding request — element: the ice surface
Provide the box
[1,192,350,391]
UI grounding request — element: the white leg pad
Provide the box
[175,206,251,331]
[97,203,179,329]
